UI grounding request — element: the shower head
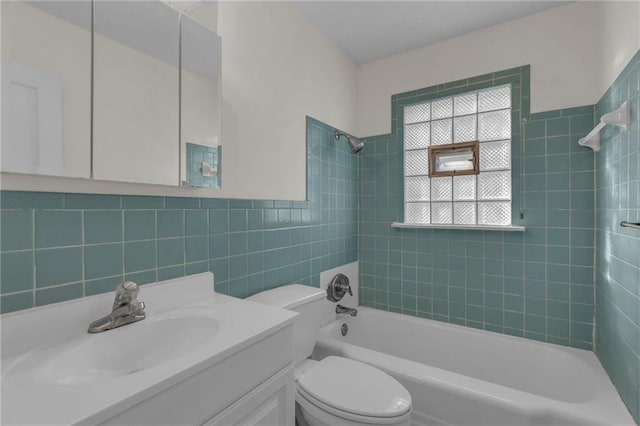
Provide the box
[334,130,364,154]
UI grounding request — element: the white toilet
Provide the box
[247,284,412,426]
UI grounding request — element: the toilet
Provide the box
[247,284,412,426]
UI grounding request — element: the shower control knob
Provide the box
[326,273,352,302]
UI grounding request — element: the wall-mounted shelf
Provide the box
[578,100,630,152]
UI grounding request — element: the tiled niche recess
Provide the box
[594,49,640,423]
[359,65,597,349]
[0,117,357,313]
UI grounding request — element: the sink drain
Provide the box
[341,323,348,336]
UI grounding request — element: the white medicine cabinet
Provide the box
[1,1,221,188]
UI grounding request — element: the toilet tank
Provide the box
[247,284,326,364]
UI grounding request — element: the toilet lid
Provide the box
[297,356,411,418]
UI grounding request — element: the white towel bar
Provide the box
[578,100,630,152]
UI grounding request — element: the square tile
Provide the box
[209,210,229,234]
[1,210,33,251]
[157,238,184,267]
[186,236,208,262]
[157,210,184,238]
[35,247,82,288]
[209,234,229,258]
[35,210,82,248]
[230,210,248,232]
[125,241,156,272]
[124,211,156,241]
[1,251,34,293]
[84,211,122,244]
[84,243,123,280]
[185,210,208,235]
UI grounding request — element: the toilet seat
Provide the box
[296,356,411,423]
[297,387,412,425]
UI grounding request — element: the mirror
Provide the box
[1,1,91,178]
[429,141,479,177]
[92,1,181,186]
[1,1,221,187]
[180,17,222,188]
[92,1,222,187]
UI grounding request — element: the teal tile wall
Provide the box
[595,50,640,423]
[0,117,357,313]
[184,142,220,188]
[358,66,597,349]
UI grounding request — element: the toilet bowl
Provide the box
[247,284,412,426]
[295,357,411,426]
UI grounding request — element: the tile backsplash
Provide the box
[0,117,358,313]
[358,66,597,349]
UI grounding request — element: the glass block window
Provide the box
[403,85,512,226]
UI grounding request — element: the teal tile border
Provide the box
[359,65,596,350]
[0,116,358,313]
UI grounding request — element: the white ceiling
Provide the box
[295,1,567,64]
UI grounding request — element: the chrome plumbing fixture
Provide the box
[341,323,349,336]
[620,221,640,230]
[336,304,358,317]
[88,281,146,333]
[326,273,352,302]
[334,130,364,154]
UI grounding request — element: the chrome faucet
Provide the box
[336,304,357,317]
[88,281,146,333]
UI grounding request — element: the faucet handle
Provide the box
[335,281,352,297]
[326,274,352,302]
[132,301,145,313]
[112,281,139,309]
[111,301,145,319]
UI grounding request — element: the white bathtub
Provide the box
[313,307,635,426]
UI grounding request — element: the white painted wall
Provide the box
[214,1,357,200]
[357,2,604,137]
[595,1,640,96]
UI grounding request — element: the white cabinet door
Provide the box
[205,365,295,426]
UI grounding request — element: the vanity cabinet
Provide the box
[98,325,295,426]
[2,273,296,426]
[204,366,294,426]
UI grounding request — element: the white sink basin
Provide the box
[1,273,297,425]
[4,309,221,386]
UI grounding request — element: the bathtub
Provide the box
[313,307,635,426]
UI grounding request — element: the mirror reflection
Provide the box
[180,17,222,188]
[92,1,180,186]
[1,1,91,178]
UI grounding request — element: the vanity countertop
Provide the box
[1,273,297,425]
